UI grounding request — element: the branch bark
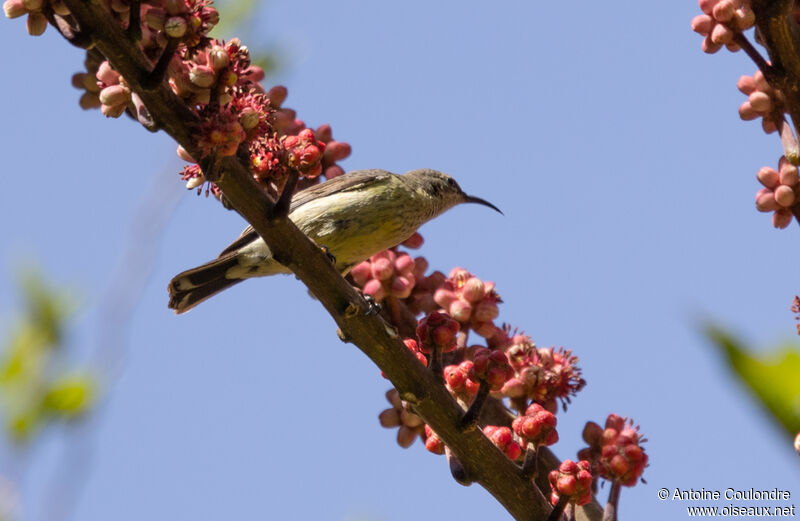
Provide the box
[55,2,603,519]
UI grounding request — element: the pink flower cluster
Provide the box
[755,156,799,228]
[738,70,784,134]
[361,252,587,452]
[512,402,558,447]
[19,0,353,201]
[691,0,754,53]
[3,0,67,35]
[548,460,593,506]
[578,414,648,487]
[434,268,501,339]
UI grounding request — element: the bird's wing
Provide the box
[217,169,393,258]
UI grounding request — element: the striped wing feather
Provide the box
[217,169,393,257]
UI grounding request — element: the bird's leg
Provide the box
[320,245,337,265]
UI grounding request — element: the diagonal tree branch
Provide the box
[56,1,603,519]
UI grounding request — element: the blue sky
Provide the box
[1,1,799,520]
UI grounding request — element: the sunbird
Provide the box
[168,168,501,313]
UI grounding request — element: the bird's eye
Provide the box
[447,178,457,187]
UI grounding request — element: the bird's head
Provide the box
[403,168,502,216]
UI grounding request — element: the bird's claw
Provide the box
[321,245,336,265]
[363,294,382,316]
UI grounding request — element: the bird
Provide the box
[168,168,501,313]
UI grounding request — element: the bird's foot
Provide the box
[320,245,336,265]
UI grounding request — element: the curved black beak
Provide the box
[464,194,503,215]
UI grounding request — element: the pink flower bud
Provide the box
[189,65,215,88]
[391,276,413,299]
[756,189,779,213]
[393,254,414,275]
[775,185,795,207]
[449,299,472,322]
[757,167,780,189]
[324,141,352,162]
[712,0,734,22]
[378,408,400,427]
[698,0,718,15]
[763,118,778,134]
[748,91,771,112]
[266,85,288,107]
[501,377,525,398]
[737,102,757,121]
[735,7,755,30]
[461,277,485,303]
[208,45,230,70]
[3,0,27,19]
[26,11,46,35]
[324,165,345,179]
[349,261,371,286]
[101,102,128,118]
[433,288,457,309]
[79,92,101,109]
[50,0,69,15]
[710,23,733,45]
[145,7,166,29]
[691,14,714,35]
[779,162,799,186]
[371,257,394,281]
[402,232,424,249]
[363,279,385,301]
[702,35,722,54]
[473,321,498,338]
[399,408,423,428]
[396,425,417,448]
[474,300,499,322]
[753,70,770,92]
[99,84,130,106]
[96,61,120,86]
[164,15,187,37]
[386,388,402,409]
[737,75,756,95]
[239,108,260,130]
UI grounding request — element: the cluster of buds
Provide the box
[434,269,501,340]
[378,389,425,448]
[95,61,133,118]
[169,39,262,107]
[443,360,480,399]
[416,311,459,355]
[691,0,755,53]
[143,0,219,48]
[501,334,585,413]
[512,403,558,448]
[469,347,514,392]
[548,460,593,506]
[483,426,522,460]
[578,414,648,487]
[3,0,68,36]
[351,250,418,301]
[755,156,799,228]
[11,0,351,202]
[737,70,785,134]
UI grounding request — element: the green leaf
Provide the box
[706,326,800,437]
[42,374,96,419]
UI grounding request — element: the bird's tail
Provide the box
[168,255,243,314]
